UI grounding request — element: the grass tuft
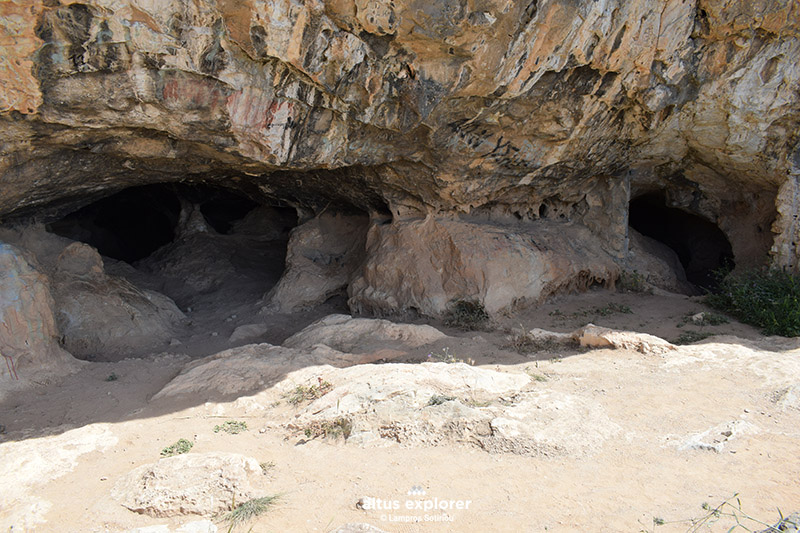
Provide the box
[223,495,279,527]
[618,270,651,293]
[427,394,456,406]
[427,347,474,365]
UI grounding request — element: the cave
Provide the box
[46,183,269,263]
[628,193,735,290]
[47,184,182,263]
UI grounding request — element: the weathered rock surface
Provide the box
[0,242,76,381]
[265,213,369,313]
[0,423,117,528]
[283,314,447,353]
[329,524,388,533]
[678,419,759,453]
[284,362,620,456]
[112,452,264,518]
[577,324,676,355]
[0,227,185,361]
[349,217,619,317]
[126,521,217,533]
[0,0,797,290]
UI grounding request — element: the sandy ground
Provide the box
[2,285,799,533]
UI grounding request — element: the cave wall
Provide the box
[0,0,798,269]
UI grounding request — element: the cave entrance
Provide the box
[47,184,183,263]
[41,181,378,357]
[629,193,734,290]
[46,183,298,308]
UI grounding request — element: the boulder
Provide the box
[283,314,447,353]
[577,324,676,355]
[112,453,264,518]
[51,242,185,361]
[265,214,369,313]
[348,217,619,317]
[0,242,77,384]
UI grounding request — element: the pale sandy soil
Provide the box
[2,289,799,533]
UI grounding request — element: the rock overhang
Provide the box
[0,0,798,292]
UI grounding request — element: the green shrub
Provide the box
[214,420,248,434]
[160,438,193,457]
[617,270,651,293]
[445,299,490,330]
[706,268,800,337]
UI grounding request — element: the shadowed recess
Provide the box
[629,192,734,290]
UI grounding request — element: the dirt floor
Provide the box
[2,283,799,533]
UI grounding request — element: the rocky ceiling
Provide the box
[0,0,798,269]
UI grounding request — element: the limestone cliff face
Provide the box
[0,0,798,269]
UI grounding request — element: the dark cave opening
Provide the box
[47,184,182,263]
[46,183,276,263]
[629,193,735,289]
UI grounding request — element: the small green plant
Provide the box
[427,394,456,406]
[105,373,118,382]
[618,270,651,293]
[214,420,248,434]
[286,377,333,405]
[673,331,714,345]
[445,299,490,330]
[301,417,352,440]
[427,347,474,365]
[223,495,279,528]
[707,268,800,336]
[160,438,193,457]
[259,461,275,474]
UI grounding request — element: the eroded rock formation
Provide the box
[1,0,799,344]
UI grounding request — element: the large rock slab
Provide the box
[51,242,185,360]
[283,314,447,353]
[283,363,620,457]
[0,424,117,528]
[0,241,78,386]
[152,343,376,400]
[265,214,369,313]
[348,218,619,317]
[0,0,796,277]
[155,314,450,400]
[112,453,264,518]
